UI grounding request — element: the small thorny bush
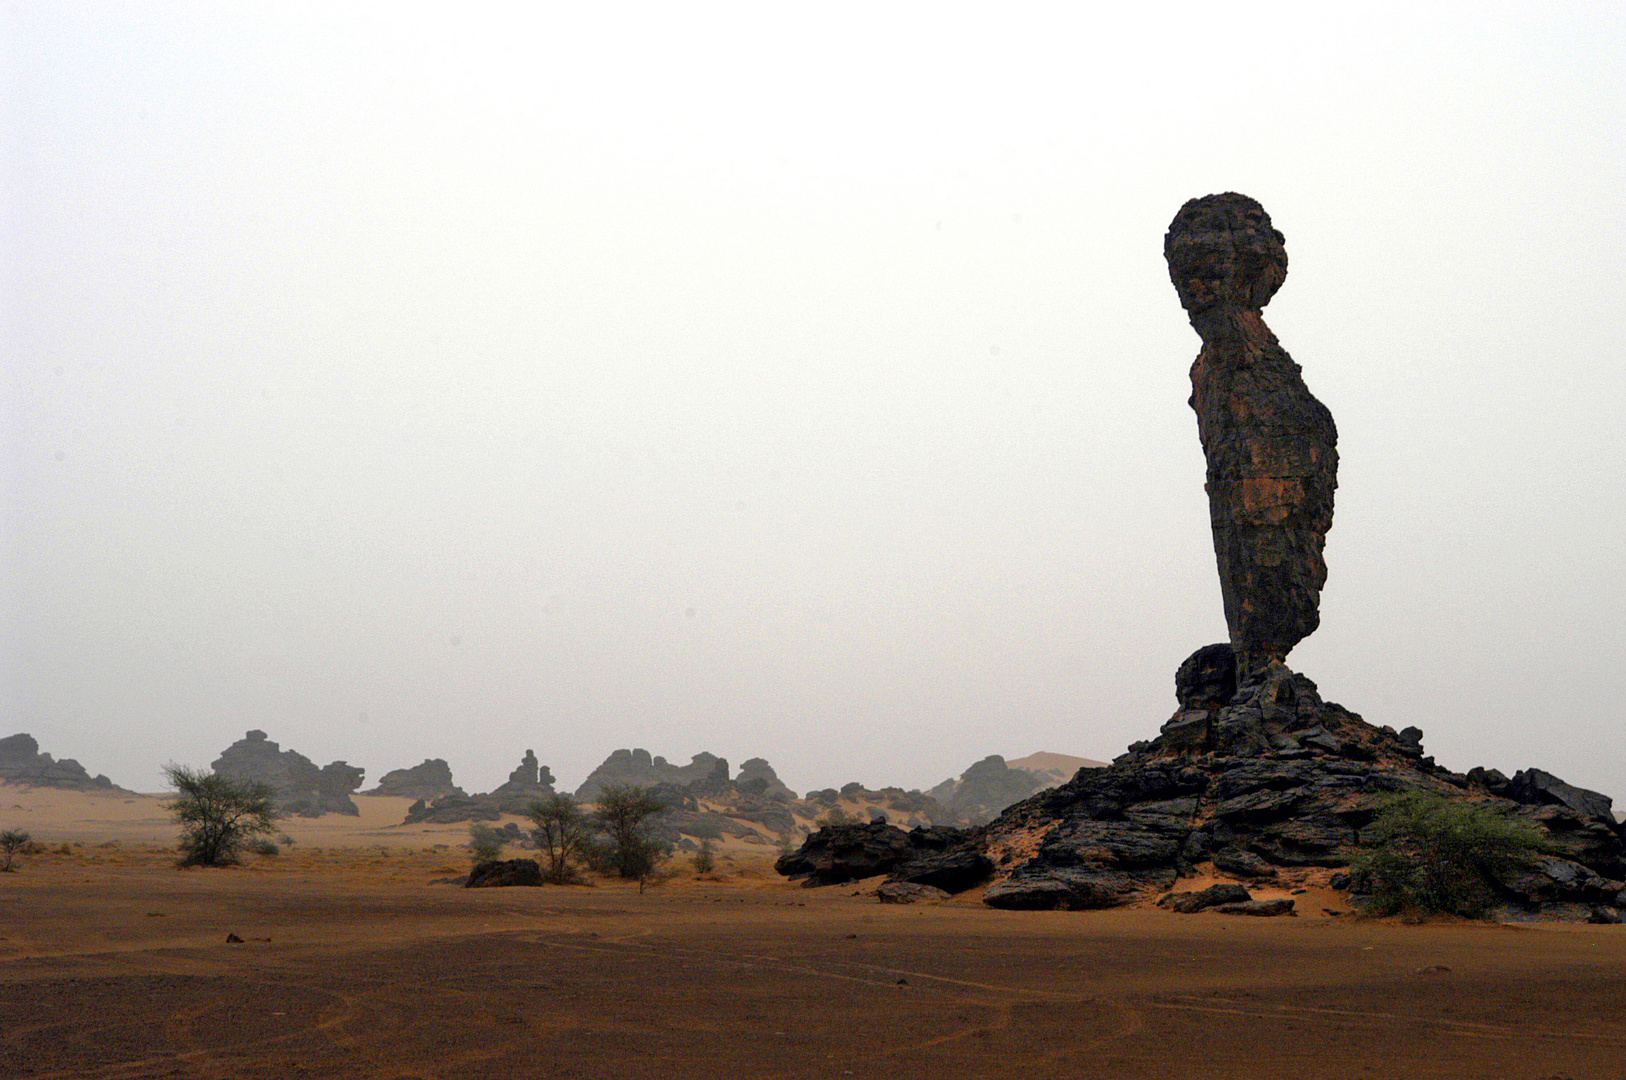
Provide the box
[1349,790,1552,918]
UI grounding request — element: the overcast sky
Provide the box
[4,3,1623,800]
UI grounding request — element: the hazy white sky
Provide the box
[4,3,1623,799]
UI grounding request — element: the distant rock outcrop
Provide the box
[574,749,726,800]
[486,749,556,811]
[210,730,363,817]
[367,759,464,800]
[928,755,1047,827]
[400,749,557,823]
[735,757,795,801]
[0,733,120,790]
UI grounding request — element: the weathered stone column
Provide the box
[1164,194,1338,677]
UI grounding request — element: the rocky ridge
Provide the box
[0,733,121,791]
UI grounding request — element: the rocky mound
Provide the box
[574,749,728,800]
[401,749,558,823]
[0,733,121,790]
[211,730,362,817]
[775,820,986,889]
[927,755,1050,827]
[736,757,795,801]
[973,649,1625,918]
[803,784,943,827]
[367,759,463,800]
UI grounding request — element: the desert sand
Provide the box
[2,785,1623,1079]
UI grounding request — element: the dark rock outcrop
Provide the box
[465,858,543,888]
[775,822,981,890]
[1212,898,1294,917]
[368,759,464,800]
[974,652,1626,919]
[0,733,120,790]
[1158,882,1251,913]
[211,730,362,817]
[1166,193,1338,677]
[958,197,1624,921]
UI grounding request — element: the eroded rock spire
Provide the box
[1165,194,1338,676]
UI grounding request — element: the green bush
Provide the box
[0,829,29,872]
[526,792,588,884]
[247,838,279,857]
[467,823,505,864]
[591,783,671,880]
[692,839,716,875]
[1349,790,1552,918]
[164,764,281,867]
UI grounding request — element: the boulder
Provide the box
[775,822,920,886]
[1158,883,1251,913]
[1175,644,1238,710]
[877,881,950,904]
[1211,898,1295,916]
[886,849,994,894]
[465,858,542,888]
[983,867,1171,911]
[1500,769,1614,824]
[776,822,979,888]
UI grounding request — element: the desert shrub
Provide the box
[692,839,716,874]
[819,807,850,828]
[591,783,671,880]
[1349,790,1552,918]
[467,823,505,864]
[278,833,295,846]
[247,838,279,857]
[0,829,29,872]
[164,764,281,867]
[527,792,588,884]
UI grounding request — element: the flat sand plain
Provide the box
[3,787,1624,1079]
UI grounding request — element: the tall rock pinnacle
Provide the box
[1164,194,1338,676]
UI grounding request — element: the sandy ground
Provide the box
[3,786,1624,1079]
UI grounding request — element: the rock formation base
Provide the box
[978,647,1624,917]
[776,647,1626,921]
